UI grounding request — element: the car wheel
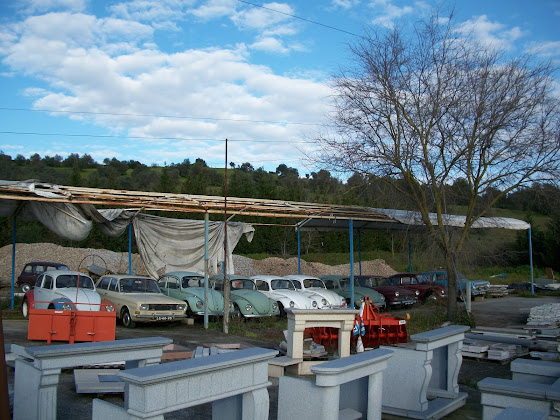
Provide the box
[232,304,243,319]
[22,298,29,318]
[20,283,31,293]
[277,302,286,318]
[121,308,136,328]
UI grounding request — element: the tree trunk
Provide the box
[445,251,458,320]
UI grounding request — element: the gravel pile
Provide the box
[0,243,397,283]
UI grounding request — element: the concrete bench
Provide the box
[380,325,470,419]
[92,346,278,420]
[277,348,393,420]
[511,358,560,384]
[268,355,303,378]
[13,336,172,420]
[493,406,548,420]
[479,359,560,419]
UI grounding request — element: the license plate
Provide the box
[156,315,174,321]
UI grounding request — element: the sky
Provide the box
[0,0,559,177]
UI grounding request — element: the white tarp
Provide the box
[372,208,531,230]
[133,214,254,278]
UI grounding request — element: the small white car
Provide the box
[251,275,318,316]
[96,274,188,328]
[284,275,347,309]
[22,270,114,317]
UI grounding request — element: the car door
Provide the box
[34,274,54,309]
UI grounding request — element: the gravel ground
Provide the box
[0,243,396,284]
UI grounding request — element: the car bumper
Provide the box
[389,299,417,306]
[133,314,188,321]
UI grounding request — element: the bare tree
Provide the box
[315,11,560,319]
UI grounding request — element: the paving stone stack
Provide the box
[527,303,560,328]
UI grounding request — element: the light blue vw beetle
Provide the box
[158,271,232,317]
[211,274,280,318]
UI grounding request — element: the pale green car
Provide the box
[158,271,231,316]
[211,274,280,318]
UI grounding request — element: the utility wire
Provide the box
[236,0,362,38]
[0,107,323,127]
[0,130,315,144]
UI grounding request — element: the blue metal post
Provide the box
[408,235,412,273]
[204,212,209,329]
[349,219,354,309]
[10,216,16,310]
[128,223,132,275]
[357,229,362,275]
[529,227,534,295]
[297,227,301,275]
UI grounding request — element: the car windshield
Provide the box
[181,276,203,288]
[120,278,160,293]
[271,279,295,290]
[303,279,325,289]
[231,279,256,290]
[55,274,94,289]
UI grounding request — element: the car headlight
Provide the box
[105,304,115,312]
[245,304,252,311]
[289,301,295,308]
[359,296,365,302]
[62,303,72,311]
[139,304,149,310]
[196,301,203,309]
[178,304,187,311]
[272,302,278,310]
[395,291,400,297]
[321,298,327,305]
[312,301,318,308]
[415,290,420,296]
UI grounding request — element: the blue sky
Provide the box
[1,0,559,176]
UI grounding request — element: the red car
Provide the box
[387,273,447,302]
[354,275,418,307]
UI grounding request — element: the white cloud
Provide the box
[109,0,196,31]
[456,15,525,51]
[231,2,293,30]
[370,1,414,28]
[0,9,330,169]
[250,37,289,54]
[187,0,237,20]
[331,0,360,10]
[18,0,88,14]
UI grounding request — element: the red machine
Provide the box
[306,296,408,350]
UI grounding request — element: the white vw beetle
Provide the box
[284,275,347,309]
[251,275,318,316]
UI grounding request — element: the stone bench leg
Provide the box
[14,359,60,420]
[242,388,270,420]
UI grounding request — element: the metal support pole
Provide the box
[529,227,534,295]
[357,229,362,276]
[297,227,301,275]
[128,223,132,275]
[11,215,16,310]
[204,212,209,329]
[408,235,412,273]
[349,219,354,309]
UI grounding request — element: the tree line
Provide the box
[0,151,559,270]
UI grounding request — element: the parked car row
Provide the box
[25,262,492,328]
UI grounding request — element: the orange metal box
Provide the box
[28,309,116,344]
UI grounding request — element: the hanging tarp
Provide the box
[132,214,254,278]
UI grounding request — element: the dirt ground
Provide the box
[3,296,559,419]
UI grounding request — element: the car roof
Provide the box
[26,261,67,266]
[43,270,92,277]
[164,271,203,277]
[99,274,153,280]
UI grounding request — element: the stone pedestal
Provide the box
[277,348,393,420]
[381,325,469,419]
[13,337,172,420]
